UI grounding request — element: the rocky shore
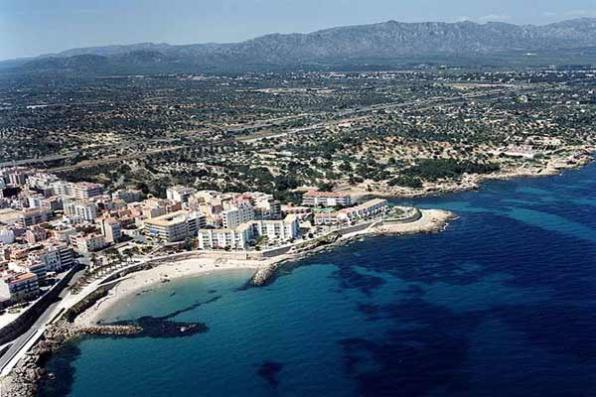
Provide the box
[0,323,141,396]
[250,209,455,287]
[345,149,594,201]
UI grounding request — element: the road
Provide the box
[0,269,85,377]
[0,251,200,377]
[239,87,524,142]
[0,153,78,168]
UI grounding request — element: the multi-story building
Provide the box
[10,260,48,283]
[144,210,205,242]
[314,208,340,225]
[4,272,39,302]
[72,182,103,200]
[0,280,10,308]
[0,228,15,244]
[338,199,388,222]
[99,218,122,243]
[52,181,73,197]
[139,198,182,219]
[198,224,252,250]
[253,215,299,242]
[27,194,45,209]
[255,198,282,220]
[314,199,388,225]
[52,181,103,200]
[41,196,63,212]
[33,242,75,271]
[70,233,107,254]
[166,186,196,204]
[221,202,255,229]
[19,208,50,227]
[302,191,352,207]
[5,168,31,187]
[198,215,299,250]
[112,189,142,203]
[26,172,60,192]
[25,225,48,244]
[63,199,98,222]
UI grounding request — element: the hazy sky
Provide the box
[1,0,595,60]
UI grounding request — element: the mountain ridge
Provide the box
[4,18,596,74]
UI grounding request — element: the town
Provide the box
[0,165,413,318]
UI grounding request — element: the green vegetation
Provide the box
[404,159,500,181]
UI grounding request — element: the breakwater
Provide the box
[2,323,141,397]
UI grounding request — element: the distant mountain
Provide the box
[4,18,596,75]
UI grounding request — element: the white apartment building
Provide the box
[198,215,299,250]
[166,186,196,203]
[144,210,205,242]
[99,218,122,243]
[70,233,107,254]
[338,199,388,222]
[64,200,98,222]
[302,191,352,207]
[72,182,104,200]
[221,202,255,229]
[19,208,51,226]
[36,243,75,271]
[198,223,253,250]
[52,181,103,199]
[253,215,299,242]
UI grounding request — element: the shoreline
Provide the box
[76,208,454,326]
[2,157,593,395]
[342,149,594,201]
[74,258,263,327]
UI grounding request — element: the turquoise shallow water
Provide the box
[41,164,596,397]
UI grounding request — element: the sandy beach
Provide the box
[74,257,264,327]
[75,208,454,327]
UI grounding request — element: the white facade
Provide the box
[198,225,252,250]
[222,203,255,229]
[64,200,98,222]
[166,186,196,203]
[144,210,204,242]
[0,229,15,244]
[198,215,298,250]
[302,191,352,207]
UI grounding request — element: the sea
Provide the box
[39,163,596,397]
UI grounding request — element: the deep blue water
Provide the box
[41,164,596,397]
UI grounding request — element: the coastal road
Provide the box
[0,270,85,377]
[0,251,200,377]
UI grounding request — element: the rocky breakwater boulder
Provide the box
[249,232,343,287]
[250,263,279,287]
[0,323,143,396]
[0,324,76,396]
[78,324,142,336]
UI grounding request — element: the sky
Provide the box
[1,0,595,60]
